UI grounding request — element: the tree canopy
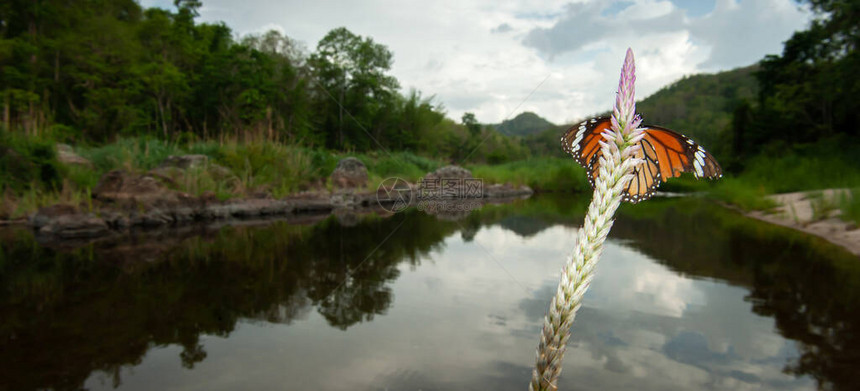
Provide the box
[0,1,530,162]
[733,0,860,166]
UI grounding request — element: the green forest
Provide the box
[1,0,859,218]
[0,0,525,154]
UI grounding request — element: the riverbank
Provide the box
[739,189,860,256]
[0,137,582,220]
[7,161,533,244]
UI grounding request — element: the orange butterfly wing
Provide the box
[562,118,722,203]
[561,117,613,188]
[561,117,612,167]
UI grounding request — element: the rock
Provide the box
[419,165,480,199]
[30,204,78,229]
[288,198,335,214]
[330,157,368,189]
[217,199,294,218]
[331,192,358,208]
[99,210,130,229]
[423,165,473,180]
[56,144,92,167]
[129,210,174,227]
[483,184,534,198]
[92,170,180,205]
[39,214,109,239]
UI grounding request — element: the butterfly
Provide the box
[561,117,722,203]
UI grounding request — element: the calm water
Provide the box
[1,195,859,391]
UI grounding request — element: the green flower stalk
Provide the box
[529,48,646,391]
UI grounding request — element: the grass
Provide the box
[1,179,93,219]
[707,177,777,211]
[468,157,589,192]
[739,154,860,193]
[214,142,317,197]
[6,130,860,222]
[356,151,443,190]
[707,139,860,213]
[838,188,860,225]
[0,133,456,218]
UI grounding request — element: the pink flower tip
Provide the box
[612,48,638,137]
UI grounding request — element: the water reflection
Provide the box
[0,196,857,390]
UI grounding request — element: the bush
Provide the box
[0,132,62,193]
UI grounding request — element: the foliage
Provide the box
[0,2,518,164]
[468,157,588,192]
[308,27,400,150]
[522,125,569,158]
[635,65,759,163]
[0,132,62,193]
[728,0,860,171]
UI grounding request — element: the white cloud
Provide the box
[139,0,810,125]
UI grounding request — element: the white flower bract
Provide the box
[529,48,646,391]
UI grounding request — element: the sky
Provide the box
[140,0,812,125]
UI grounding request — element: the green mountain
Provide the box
[635,65,759,152]
[520,65,759,158]
[493,112,556,136]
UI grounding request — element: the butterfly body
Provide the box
[561,117,722,203]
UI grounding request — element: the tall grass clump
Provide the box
[217,141,318,197]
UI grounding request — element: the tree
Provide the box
[309,27,399,149]
[748,0,860,152]
[461,112,481,136]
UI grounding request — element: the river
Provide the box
[1,195,857,390]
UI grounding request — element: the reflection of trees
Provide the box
[608,199,860,391]
[0,210,458,390]
[474,195,860,391]
[2,196,858,390]
[747,246,860,391]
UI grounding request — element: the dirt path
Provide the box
[744,189,860,256]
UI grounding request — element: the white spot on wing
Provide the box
[694,148,705,178]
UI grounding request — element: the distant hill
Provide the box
[493,112,556,137]
[635,65,759,152]
[517,65,759,158]
[520,65,760,158]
